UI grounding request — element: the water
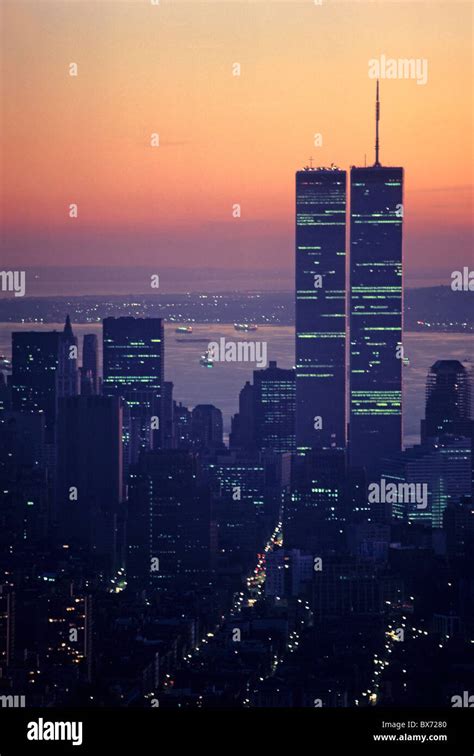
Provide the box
[0,323,472,448]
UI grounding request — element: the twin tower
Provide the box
[295,85,403,473]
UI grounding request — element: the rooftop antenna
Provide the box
[374,79,381,167]
[309,156,314,169]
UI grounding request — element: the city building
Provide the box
[80,333,99,395]
[57,395,124,566]
[295,164,346,453]
[103,317,164,465]
[173,401,192,449]
[421,360,472,442]
[12,330,61,443]
[381,437,472,528]
[349,83,403,474]
[127,450,211,591]
[254,361,295,453]
[230,381,255,452]
[203,452,266,571]
[286,448,347,554]
[58,315,79,398]
[191,404,224,452]
[230,363,295,454]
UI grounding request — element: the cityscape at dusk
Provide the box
[0,0,473,752]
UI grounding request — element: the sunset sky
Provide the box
[1,0,472,288]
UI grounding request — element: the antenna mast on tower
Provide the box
[374,79,381,167]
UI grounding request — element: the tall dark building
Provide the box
[254,361,295,453]
[12,330,62,443]
[230,361,295,453]
[191,404,224,452]
[11,316,79,443]
[127,450,211,590]
[422,360,472,442]
[230,381,255,452]
[295,165,346,454]
[103,317,164,463]
[80,334,99,395]
[349,83,403,473]
[57,395,123,566]
[286,448,347,554]
[203,452,265,571]
[381,437,471,528]
[162,380,175,448]
[174,400,192,449]
[0,412,49,547]
[58,315,79,398]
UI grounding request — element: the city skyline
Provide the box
[0,1,473,745]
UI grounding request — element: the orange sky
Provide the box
[1,0,472,284]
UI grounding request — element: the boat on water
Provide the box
[199,350,214,368]
[234,323,257,332]
[175,338,209,344]
[176,325,193,333]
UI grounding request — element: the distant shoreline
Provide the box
[0,287,472,333]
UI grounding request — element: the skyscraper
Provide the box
[57,395,123,564]
[230,363,295,454]
[12,331,61,442]
[58,315,79,398]
[103,317,164,462]
[127,450,211,590]
[162,380,174,448]
[295,164,346,454]
[0,412,49,547]
[80,334,99,395]
[203,452,265,571]
[191,404,224,452]
[349,82,403,473]
[382,437,471,529]
[422,360,472,442]
[174,400,192,449]
[230,380,255,452]
[11,316,79,444]
[254,361,295,453]
[285,448,347,553]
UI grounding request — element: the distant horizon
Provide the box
[0,265,461,297]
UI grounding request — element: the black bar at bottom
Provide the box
[0,707,472,754]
